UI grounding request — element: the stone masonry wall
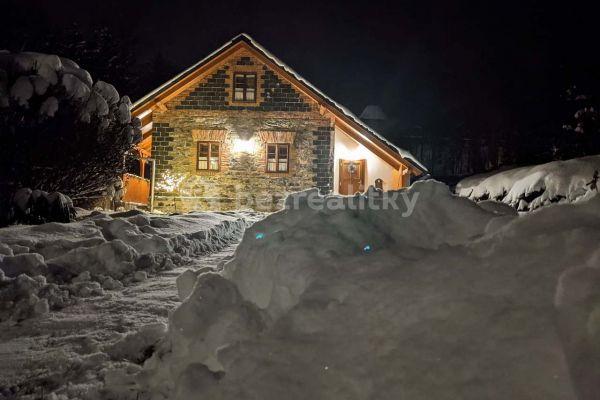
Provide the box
[151,50,333,212]
[312,126,334,194]
[175,55,310,112]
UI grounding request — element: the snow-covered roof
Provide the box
[133,33,427,173]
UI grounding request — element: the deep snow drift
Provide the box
[124,181,600,400]
[456,155,600,211]
[0,211,251,322]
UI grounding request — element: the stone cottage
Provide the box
[128,34,426,212]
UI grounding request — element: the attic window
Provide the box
[233,73,256,102]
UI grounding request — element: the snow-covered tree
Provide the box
[561,86,600,157]
[0,51,141,221]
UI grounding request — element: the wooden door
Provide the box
[339,159,366,195]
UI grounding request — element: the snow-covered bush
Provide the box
[456,155,600,211]
[0,51,141,226]
[6,187,76,225]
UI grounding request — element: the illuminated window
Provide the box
[197,142,220,171]
[266,144,289,173]
[233,73,256,102]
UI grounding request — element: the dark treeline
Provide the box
[366,84,600,183]
[1,2,178,101]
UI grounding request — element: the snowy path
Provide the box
[0,243,239,397]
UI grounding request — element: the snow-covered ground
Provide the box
[0,246,237,397]
[0,210,258,398]
[3,179,600,399]
[456,155,600,211]
[127,181,600,400]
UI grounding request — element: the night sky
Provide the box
[4,0,600,169]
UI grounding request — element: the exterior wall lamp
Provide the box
[233,137,258,153]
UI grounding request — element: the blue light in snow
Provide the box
[255,232,265,240]
[363,244,372,253]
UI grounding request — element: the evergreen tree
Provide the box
[0,52,141,221]
[561,86,600,157]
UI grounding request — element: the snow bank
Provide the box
[0,211,251,322]
[131,181,600,400]
[0,273,65,321]
[456,155,600,211]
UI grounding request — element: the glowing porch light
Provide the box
[233,138,257,153]
[336,139,371,160]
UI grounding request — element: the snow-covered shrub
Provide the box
[6,188,76,225]
[456,155,600,211]
[0,51,141,226]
